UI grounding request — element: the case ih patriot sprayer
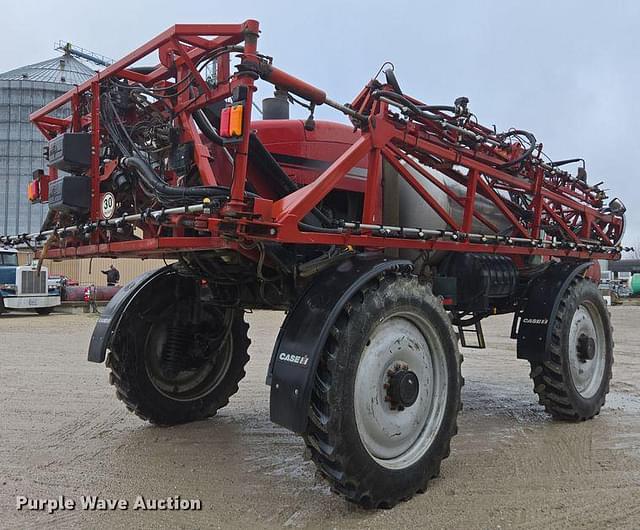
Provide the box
[1,20,629,508]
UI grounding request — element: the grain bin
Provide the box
[0,53,94,235]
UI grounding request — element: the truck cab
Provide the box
[0,248,61,315]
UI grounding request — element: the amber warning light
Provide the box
[27,170,46,203]
[219,104,244,137]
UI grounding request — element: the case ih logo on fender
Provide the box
[279,352,310,367]
[522,318,549,325]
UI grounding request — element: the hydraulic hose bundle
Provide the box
[120,156,232,204]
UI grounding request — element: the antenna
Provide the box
[54,41,113,67]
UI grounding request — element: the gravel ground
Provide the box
[1,306,639,529]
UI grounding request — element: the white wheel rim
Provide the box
[568,301,606,399]
[354,312,448,470]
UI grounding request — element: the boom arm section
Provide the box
[0,20,627,264]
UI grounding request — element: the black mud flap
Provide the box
[516,261,595,362]
[87,265,174,363]
[268,255,412,434]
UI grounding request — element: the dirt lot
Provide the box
[1,306,639,529]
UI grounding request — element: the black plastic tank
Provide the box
[262,90,290,120]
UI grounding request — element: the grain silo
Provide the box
[0,52,95,235]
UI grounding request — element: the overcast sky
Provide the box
[2,0,638,248]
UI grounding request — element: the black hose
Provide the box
[373,90,432,117]
[128,66,156,75]
[298,222,343,233]
[122,156,231,201]
[193,110,225,146]
[418,105,457,113]
[496,129,537,169]
[373,90,539,171]
[551,157,585,168]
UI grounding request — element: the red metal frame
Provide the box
[28,20,624,263]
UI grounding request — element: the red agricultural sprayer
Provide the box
[1,20,629,508]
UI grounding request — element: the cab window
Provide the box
[0,253,18,266]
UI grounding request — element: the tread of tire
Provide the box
[303,273,463,509]
[529,276,613,421]
[106,316,250,425]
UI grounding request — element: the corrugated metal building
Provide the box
[16,250,169,286]
[0,53,95,235]
[45,257,170,286]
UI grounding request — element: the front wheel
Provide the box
[529,276,613,420]
[107,304,250,425]
[304,274,462,509]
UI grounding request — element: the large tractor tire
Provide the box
[106,305,250,425]
[529,276,613,420]
[303,274,462,509]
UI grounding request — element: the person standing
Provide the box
[101,264,120,286]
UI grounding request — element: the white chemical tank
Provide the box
[382,159,511,262]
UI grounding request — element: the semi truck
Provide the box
[0,247,60,315]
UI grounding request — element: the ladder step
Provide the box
[457,321,486,349]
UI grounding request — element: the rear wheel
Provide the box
[107,301,250,425]
[529,277,613,420]
[304,274,462,508]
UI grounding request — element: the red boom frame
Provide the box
[25,20,624,263]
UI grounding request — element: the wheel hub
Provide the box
[385,364,420,410]
[576,333,596,362]
[568,302,606,398]
[353,314,448,469]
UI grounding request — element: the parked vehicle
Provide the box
[1,20,629,507]
[0,248,60,314]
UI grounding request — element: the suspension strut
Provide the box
[162,324,191,375]
[161,276,199,375]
